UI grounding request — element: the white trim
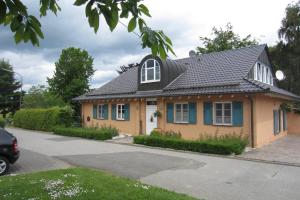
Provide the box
[97,104,105,119]
[254,62,274,86]
[174,102,189,123]
[213,102,232,126]
[116,104,125,120]
[141,59,161,83]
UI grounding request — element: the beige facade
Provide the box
[287,112,300,135]
[81,93,290,148]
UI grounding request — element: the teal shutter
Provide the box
[283,110,287,131]
[93,105,97,119]
[111,104,116,120]
[232,101,243,127]
[124,104,130,121]
[203,102,212,125]
[274,110,279,135]
[103,104,108,120]
[279,110,282,132]
[188,102,197,124]
[167,103,174,123]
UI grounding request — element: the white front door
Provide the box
[146,100,158,135]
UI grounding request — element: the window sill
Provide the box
[174,122,189,124]
[116,119,125,121]
[212,123,233,127]
[141,80,160,84]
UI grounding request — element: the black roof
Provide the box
[75,44,300,101]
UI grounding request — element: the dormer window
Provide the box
[141,59,160,83]
[253,62,273,86]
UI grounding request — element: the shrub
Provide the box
[134,135,248,155]
[53,126,119,140]
[0,115,5,128]
[150,130,181,139]
[13,106,73,131]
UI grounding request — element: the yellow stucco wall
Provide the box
[287,112,300,135]
[82,101,141,135]
[253,95,287,148]
[158,95,250,141]
[81,94,288,147]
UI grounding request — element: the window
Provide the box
[141,59,161,83]
[254,62,273,86]
[117,104,125,120]
[214,102,232,125]
[175,103,189,123]
[98,104,105,119]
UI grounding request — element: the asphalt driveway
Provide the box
[5,128,300,200]
[240,135,300,165]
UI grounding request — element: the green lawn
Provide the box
[0,168,197,200]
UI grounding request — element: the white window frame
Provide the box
[141,59,161,83]
[254,62,274,86]
[174,103,189,123]
[116,104,125,120]
[213,102,232,126]
[97,104,105,119]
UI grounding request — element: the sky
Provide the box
[0,0,294,91]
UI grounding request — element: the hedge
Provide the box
[13,107,73,131]
[133,135,248,155]
[53,126,119,140]
[0,115,5,128]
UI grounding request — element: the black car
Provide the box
[0,128,20,175]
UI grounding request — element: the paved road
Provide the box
[6,128,300,200]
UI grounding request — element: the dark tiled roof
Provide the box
[74,44,300,101]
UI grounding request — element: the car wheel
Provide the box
[0,156,9,176]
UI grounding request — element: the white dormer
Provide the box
[141,59,161,83]
[253,62,273,85]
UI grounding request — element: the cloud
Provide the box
[0,0,294,91]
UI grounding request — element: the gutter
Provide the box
[249,95,255,148]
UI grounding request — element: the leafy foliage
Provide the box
[53,125,119,140]
[0,115,5,128]
[0,59,22,116]
[13,106,73,131]
[196,23,258,54]
[47,47,95,104]
[134,134,248,155]
[23,85,66,109]
[269,1,300,96]
[0,0,174,59]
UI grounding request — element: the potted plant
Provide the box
[153,110,162,118]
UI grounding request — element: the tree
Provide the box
[0,59,22,116]
[269,1,300,95]
[196,23,258,54]
[0,0,174,59]
[22,85,66,108]
[47,47,94,106]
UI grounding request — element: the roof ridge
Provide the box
[174,44,267,62]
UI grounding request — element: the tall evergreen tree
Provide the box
[269,1,300,95]
[0,59,22,116]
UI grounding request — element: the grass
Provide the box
[0,168,196,200]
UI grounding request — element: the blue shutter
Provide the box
[189,102,197,124]
[283,110,287,131]
[93,105,97,119]
[203,102,212,125]
[124,104,130,121]
[279,109,282,132]
[103,104,108,120]
[274,110,279,135]
[167,103,174,123]
[111,104,116,120]
[233,101,243,127]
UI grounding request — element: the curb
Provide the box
[105,140,300,168]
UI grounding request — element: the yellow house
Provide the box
[74,45,300,148]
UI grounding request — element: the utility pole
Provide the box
[0,67,23,109]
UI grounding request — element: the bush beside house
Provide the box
[13,107,73,131]
[134,131,248,155]
[53,126,118,140]
[0,115,5,128]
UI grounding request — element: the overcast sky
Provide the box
[0,0,293,91]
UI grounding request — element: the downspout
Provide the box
[249,95,255,148]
